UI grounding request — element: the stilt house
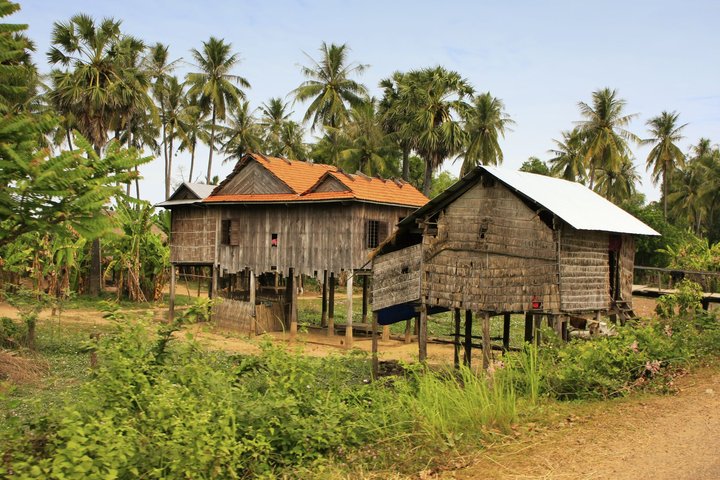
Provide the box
[161,153,428,339]
[371,166,658,364]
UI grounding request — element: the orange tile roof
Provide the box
[204,153,428,207]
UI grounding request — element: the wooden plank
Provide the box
[371,312,379,379]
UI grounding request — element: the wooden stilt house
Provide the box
[370,166,659,367]
[160,153,428,343]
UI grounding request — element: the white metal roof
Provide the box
[183,183,216,199]
[156,182,217,207]
[483,167,660,236]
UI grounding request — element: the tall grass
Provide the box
[513,343,542,404]
[397,366,517,448]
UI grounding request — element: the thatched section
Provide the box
[170,207,217,264]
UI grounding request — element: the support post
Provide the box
[345,272,353,349]
[533,314,543,345]
[320,270,328,327]
[418,304,428,362]
[561,315,568,342]
[249,270,256,335]
[169,263,176,323]
[327,272,335,336]
[210,265,218,299]
[404,318,412,344]
[524,312,533,343]
[371,311,379,378]
[464,310,473,367]
[453,308,461,369]
[502,313,511,353]
[382,325,390,341]
[482,312,491,370]
[288,269,297,341]
[361,274,368,324]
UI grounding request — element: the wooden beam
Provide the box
[482,312,491,370]
[533,315,543,345]
[371,312,379,379]
[453,308,461,368]
[320,270,328,327]
[418,304,428,362]
[502,313,511,353]
[249,270,256,336]
[524,312,533,343]
[404,318,412,344]
[327,272,335,336]
[345,272,353,349]
[169,264,176,323]
[361,274,369,324]
[464,310,473,367]
[289,268,297,342]
[382,325,390,341]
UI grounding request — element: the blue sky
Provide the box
[15,0,720,205]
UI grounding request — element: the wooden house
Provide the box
[160,153,428,342]
[370,166,658,366]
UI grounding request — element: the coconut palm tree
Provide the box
[643,110,687,219]
[222,100,262,162]
[159,76,187,198]
[339,99,398,176]
[186,37,249,183]
[275,121,308,160]
[379,71,415,180]
[459,92,514,175]
[176,95,208,183]
[594,157,640,205]
[576,88,638,190]
[548,128,587,182]
[259,97,292,155]
[293,42,368,131]
[400,66,473,195]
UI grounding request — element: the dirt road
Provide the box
[451,368,720,480]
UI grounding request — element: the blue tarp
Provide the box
[377,302,449,325]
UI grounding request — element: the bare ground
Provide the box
[446,368,720,480]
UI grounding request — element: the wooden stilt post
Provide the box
[418,304,428,362]
[502,313,511,353]
[453,308,461,368]
[524,312,533,343]
[345,272,353,349]
[405,318,413,344]
[482,312,491,370]
[361,274,368,324]
[327,272,335,336]
[289,269,297,341]
[382,325,390,341]
[533,314,543,345]
[371,312,379,378]
[210,265,217,299]
[464,310,473,367]
[169,264,176,323]
[561,315,568,341]
[320,270,328,327]
[249,270,256,335]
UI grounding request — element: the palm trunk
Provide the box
[423,156,433,197]
[66,130,74,151]
[163,121,170,199]
[663,169,668,220]
[207,107,216,184]
[402,146,410,181]
[189,139,196,183]
[168,135,174,192]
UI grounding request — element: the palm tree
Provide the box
[46,14,126,154]
[548,128,586,182]
[594,158,640,205]
[379,71,415,180]
[459,92,514,175]
[259,97,291,155]
[160,76,187,197]
[293,42,368,131]
[186,37,249,183]
[576,88,638,190]
[339,99,398,176]
[222,100,262,162]
[643,110,687,219]
[276,121,308,160]
[177,95,208,183]
[668,163,705,234]
[400,66,473,195]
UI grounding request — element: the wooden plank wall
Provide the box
[170,206,217,264]
[421,181,560,313]
[215,161,292,195]
[217,203,414,276]
[213,299,255,332]
[619,234,635,305]
[372,244,422,311]
[559,227,611,311]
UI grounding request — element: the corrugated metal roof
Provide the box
[184,183,216,199]
[483,167,659,235]
[156,182,216,207]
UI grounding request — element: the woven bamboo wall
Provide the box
[559,227,611,311]
[213,298,285,333]
[619,234,635,305]
[217,203,413,276]
[170,206,217,264]
[421,181,560,313]
[372,244,422,311]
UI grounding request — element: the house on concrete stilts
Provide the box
[370,166,659,369]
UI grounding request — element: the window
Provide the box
[271,233,278,247]
[365,220,388,249]
[221,220,231,245]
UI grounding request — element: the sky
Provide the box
[14,0,720,206]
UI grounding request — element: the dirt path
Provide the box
[450,368,720,480]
